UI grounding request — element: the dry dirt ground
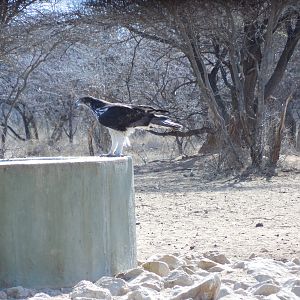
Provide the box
[133,154,300,262]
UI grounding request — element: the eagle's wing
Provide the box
[95,105,152,131]
[132,104,169,114]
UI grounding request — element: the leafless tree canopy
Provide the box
[0,0,299,173]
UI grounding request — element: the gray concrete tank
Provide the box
[0,156,136,288]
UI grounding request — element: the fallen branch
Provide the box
[148,127,215,137]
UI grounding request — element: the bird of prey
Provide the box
[76,96,183,156]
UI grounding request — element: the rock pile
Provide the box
[1,252,300,299]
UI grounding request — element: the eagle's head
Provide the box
[75,97,93,109]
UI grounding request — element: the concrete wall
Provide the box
[0,157,136,288]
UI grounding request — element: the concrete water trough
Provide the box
[0,156,136,288]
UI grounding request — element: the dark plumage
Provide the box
[76,96,183,156]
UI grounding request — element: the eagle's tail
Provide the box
[150,115,183,130]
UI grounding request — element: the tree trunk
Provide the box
[0,127,7,159]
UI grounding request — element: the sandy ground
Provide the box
[133,154,300,262]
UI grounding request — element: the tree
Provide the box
[84,0,300,171]
[0,1,80,157]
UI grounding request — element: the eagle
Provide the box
[76,96,183,156]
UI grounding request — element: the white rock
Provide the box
[219,295,255,299]
[233,282,250,290]
[277,289,300,299]
[39,288,61,297]
[116,268,144,281]
[245,257,296,285]
[95,276,129,296]
[71,297,98,300]
[164,269,194,288]
[142,261,170,277]
[147,254,185,270]
[254,274,273,282]
[129,271,163,292]
[140,281,163,292]
[196,269,210,277]
[180,265,196,275]
[6,286,33,299]
[292,257,300,265]
[285,261,296,267]
[292,285,300,297]
[171,273,221,300]
[253,283,280,296]
[70,280,112,299]
[29,292,51,299]
[208,265,227,273]
[198,258,218,270]
[234,288,250,296]
[129,271,162,283]
[126,286,158,300]
[217,285,233,299]
[248,253,256,259]
[289,265,300,273]
[222,279,237,285]
[204,252,231,265]
[283,278,300,287]
[0,291,7,299]
[232,261,245,269]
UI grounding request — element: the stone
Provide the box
[253,283,280,296]
[6,286,33,299]
[233,282,250,290]
[164,270,194,288]
[129,272,162,284]
[146,254,185,270]
[0,291,7,299]
[234,288,250,296]
[245,257,298,287]
[219,295,255,299]
[179,265,196,275]
[128,271,163,293]
[260,247,269,253]
[289,265,300,273]
[204,252,231,265]
[29,293,51,299]
[126,286,158,300]
[141,281,163,292]
[254,274,273,282]
[292,286,300,297]
[217,285,233,298]
[142,261,170,277]
[39,288,61,297]
[70,280,112,299]
[171,274,221,300]
[198,258,218,270]
[222,279,237,285]
[283,278,300,287]
[116,268,144,281]
[208,265,227,273]
[95,276,129,296]
[69,298,99,300]
[277,289,300,299]
[196,270,210,277]
[232,261,245,269]
[292,257,300,265]
[248,253,256,259]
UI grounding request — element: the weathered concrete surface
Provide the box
[0,156,136,288]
